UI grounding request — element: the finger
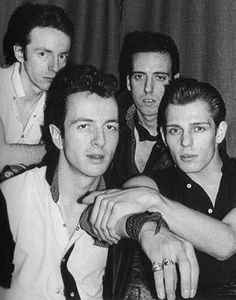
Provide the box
[89,192,107,224]
[163,262,177,300]
[185,243,199,298]
[81,190,105,204]
[99,200,120,243]
[177,251,191,299]
[153,269,166,300]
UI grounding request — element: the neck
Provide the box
[136,111,158,135]
[57,158,101,206]
[19,63,44,100]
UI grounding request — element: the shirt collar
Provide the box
[45,159,106,203]
[11,62,25,98]
[175,149,232,184]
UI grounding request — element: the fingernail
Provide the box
[158,292,165,299]
[190,289,196,298]
[168,294,175,300]
[183,289,189,298]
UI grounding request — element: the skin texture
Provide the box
[50,91,119,180]
[127,52,172,123]
[16,26,71,94]
[162,100,226,178]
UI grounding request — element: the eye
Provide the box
[105,124,119,131]
[77,123,90,130]
[167,127,182,135]
[193,126,206,132]
[154,74,169,82]
[38,51,47,58]
[59,53,68,63]
[132,74,145,81]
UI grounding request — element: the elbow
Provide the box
[214,240,236,261]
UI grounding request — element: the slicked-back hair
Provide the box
[119,31,180,88]
[43,64,118,161]
[3,2,74,65]
[158,77,226,130]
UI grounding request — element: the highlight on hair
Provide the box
[158,77,226,129]
[42,64,118,161]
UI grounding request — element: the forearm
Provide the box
[155,195,236,260]
[0,142,46,171]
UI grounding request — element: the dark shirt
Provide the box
[105,104,172,188]
[105,152,236,299]
[150,152,236,291]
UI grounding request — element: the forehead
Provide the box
[165,100,213,125]
[65,91,118,122]
[131,51,172,73]
[28,26,71,49]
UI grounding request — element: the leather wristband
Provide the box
[125,211,169,241]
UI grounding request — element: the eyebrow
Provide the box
[131,71,170,76]
[166,122,211,127]
[35,48,69,54]
[70,118,119,125]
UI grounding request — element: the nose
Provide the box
[49,56,59,73]
[144,76,154,94]
[181,130,193,147]
[91,128,106,148]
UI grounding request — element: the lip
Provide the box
[180,154,198,161]
[87,154,105,163]
[142,98,156,105]
[44,77,55,81]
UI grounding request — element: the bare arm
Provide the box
[125,176,236,261]
[80,204,199,300]
[0,118,46,171]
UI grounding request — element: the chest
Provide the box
[134,130,156,172]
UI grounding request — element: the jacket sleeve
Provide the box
[0,188,15,288]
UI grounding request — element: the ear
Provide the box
[49,124,63,150]
[216,121,227,144]
[126,75,131,91]
[173,73,180,79]
[160,127,167,146]
[13,45,25,62]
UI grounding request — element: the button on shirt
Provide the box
[1,167,108,300]
[0,62,45,144]
[150,152,236,290]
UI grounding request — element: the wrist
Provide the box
[125,211,169,241]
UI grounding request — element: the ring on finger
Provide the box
[163,258,175,266]
[152,261,163,272]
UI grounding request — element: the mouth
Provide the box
[44,77,55,82]
[180,154,197,162]
[87,154,105,163]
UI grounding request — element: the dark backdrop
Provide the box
[0,0,235,156]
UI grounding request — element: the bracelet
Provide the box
[125,211,169,241]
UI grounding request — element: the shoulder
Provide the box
[1,166,47,198]
[0,63,13,76]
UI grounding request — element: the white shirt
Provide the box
[0,63,45,144]
[1,167,108,300]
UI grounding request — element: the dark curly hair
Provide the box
[42,64,118,163]
[3,2,74,65]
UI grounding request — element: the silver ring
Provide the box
[163,258,175,266]
[152,261,163,272]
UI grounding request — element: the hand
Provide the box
[84,187,158,243]
[139,226,199,300]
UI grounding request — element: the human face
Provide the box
[60,92,119,179]
[19,27,71,94]
[127,52,172,119]
[162,100,226,177]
